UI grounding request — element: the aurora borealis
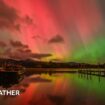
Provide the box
[0,0,105,63]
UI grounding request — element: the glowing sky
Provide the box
[0,0,105,63]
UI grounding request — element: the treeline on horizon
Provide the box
[0,58,105,69]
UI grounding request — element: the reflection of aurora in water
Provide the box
[71,74,105,97]
[0,71,105,105]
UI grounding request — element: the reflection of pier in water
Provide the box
[77,69,105,82]
[25,68,105,77]
[78,69,105,77]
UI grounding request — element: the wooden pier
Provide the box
[78,69,105,77]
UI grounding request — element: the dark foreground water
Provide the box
[0,69,105,105]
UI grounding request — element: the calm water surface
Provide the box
[0,69,105,105]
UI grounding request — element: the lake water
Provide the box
[0,69,105,105]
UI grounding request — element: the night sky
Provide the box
[0,0,105,63]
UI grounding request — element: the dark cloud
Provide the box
[2,40,29,59]
[48,35,64,43]
[10,40,28,48]
[6,48,30,60]
[8,51,29,60]
[0,0,19,29]
[0,40,52,60]
[31,53,52,59]
[7,51,52,60]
